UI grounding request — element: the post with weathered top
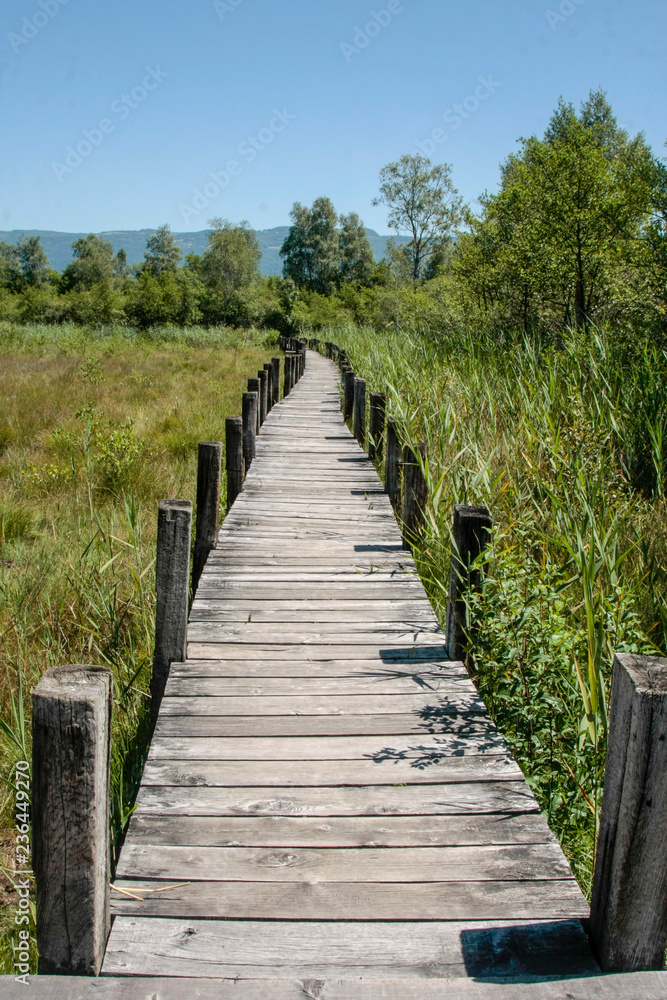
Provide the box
[402,442,427,550]
[33,664,113,975]
[248,377,260,433]
[242,391,257,472]
[192,441,222,596]
[151,499,192,718]
[257,369,268,425]
[263,362,273,412]
[353,378,366,448]
[283,356,291,397]
[385,416,401,510]
[226,416,244,512]
[271,356,280,404]
[446,504,493,661]
[369,392,386,461]
[589,652,667,971]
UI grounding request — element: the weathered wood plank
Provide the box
[147,732,502,761]
[116,842,574,883]
[14,973,667,1000]
[123,812,557,848]
[153,711,486,737]
[132,780,540,816]
[158,692,487,717]
[102,917,594,977]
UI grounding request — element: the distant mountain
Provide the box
[0,227,406,277]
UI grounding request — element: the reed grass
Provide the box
[332,322,667,892]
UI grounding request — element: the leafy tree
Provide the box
[373,154,464,282]
[113,247,129,278]
[60,234,114,291]
[201,218,261,292]
[458,90,656,330]
[143,223,181,277]
[0,235,50,290]
[280,197,341,294]
[339,212,374,285]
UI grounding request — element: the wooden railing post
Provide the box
[342,367,353,420]
[271,357,280,405]
[192,441,222,596]
[353,378,366,447]
[33,664,113,975]
[257,369,268,425]
[283,356,291,397]
[242,391,257,472]
[590,653,667,971]
[402,442,427,549]
[369,391,386,461]
[151,499,192,717]
[247,377,261,432]
[263,362,273,412]
[226,416,244,512]
[446,504,493,661]
[385,416,401,510]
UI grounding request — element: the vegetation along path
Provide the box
[101,350,606,986]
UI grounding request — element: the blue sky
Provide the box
[0,0,665,235]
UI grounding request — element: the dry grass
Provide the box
[0,321,279,971]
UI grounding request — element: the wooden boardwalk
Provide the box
[103,350,595,983]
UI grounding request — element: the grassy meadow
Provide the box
[0,321,278,972]
[331,323,667,892]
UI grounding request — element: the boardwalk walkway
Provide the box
[103,350,594,984]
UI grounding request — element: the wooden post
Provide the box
[590,653,667,971]
[271,357,280,405]
[151,499,192,718]
[33,664,113,975]
[369,392,386,461]
[263,362,273,412]
[242,391,257,472]
[257,369,268,425]
[353,377,366,447]
[344,369,355,422]
[402,442,428,550]
[226,416,244,512]
[192,441,221,596]
[385,416,401,510]
[247,377,260,432]
[283,356,290,397]
[446,504,493,661]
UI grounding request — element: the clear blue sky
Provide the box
[1,0,665,235]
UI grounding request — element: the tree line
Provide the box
[1,89,665,338]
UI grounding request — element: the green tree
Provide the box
[373,154,464,282]
[143,223,181,277]
[16,235,50,287]
[201,218,261,291]
[339,212,374,285]
[113,247,129,278]
[280,197,341,294]
[458,90,656,330]
[60,234,114,291]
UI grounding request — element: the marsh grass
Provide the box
[330,323,667,893]
[0,321,278,971]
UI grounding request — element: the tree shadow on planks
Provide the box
[378,645,449,661]
[362,711,502,768]
[459,920,597,978]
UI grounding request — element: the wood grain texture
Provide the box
[102,917,595,978]
[14,973,667,999]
